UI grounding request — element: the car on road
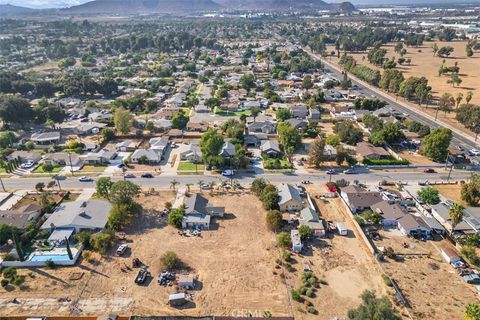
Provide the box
[116,244,128,256]
[53,175,66,180]
[326,169,337,175]
[141,173,153,178]
[470,149,480,156]
[200,183,211,190]
[135,269,150,284]
[124,173,135,178]
[20,161,35,169]
[222,169,234,176]
[343,169,356,174]
[78,176,93,182]
[423,168,436,173]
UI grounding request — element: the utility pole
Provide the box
[56,176,62,191]
[68,152,74,176]
[0,176,6,192]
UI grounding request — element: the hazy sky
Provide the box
[1,0,478,9]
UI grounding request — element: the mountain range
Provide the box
[0,0,356,16]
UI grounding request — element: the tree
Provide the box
[261,187,279,210]
[447,74,462,87]
[170,179,179,192]
[160,251,179,270]
[420,128,453,162]
[101,128,115,142]
[465,303,480,320]
[455,92,464,109]
[326,134,341,147]
[251,178,267,197]
[240,74,255,91]
[461,174,480,206]
[96,177,113,199]
[437,46,454,57]
[432,43,439,56]
[0,131,16,148]
[266,210,283,232]
[0,224,17,245]
[108,203,131,230]
[113,107,133,134]
[417,187,440,205]
[348,290,400,320]
[276,108,291,121]
[75,230,92,247]
[89,232,114,254]
[302,76,313,89]
[298,225,313,240]
[334,121,363,145]
[466,91,474,104]
[200,128,224,167]
[277,122,301,160]
[277,231,291,249]
[168,208,185,228]
[467,46,474,58]
[171,110,189,129]
[109,180,140,204]
[449,203,465,232]
[250,106,260,122]
[41,163,54,175]
[0,95,34,125]
[308,138,326,167]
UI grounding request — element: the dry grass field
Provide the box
[373,229,477,319]
[433,183,468,207]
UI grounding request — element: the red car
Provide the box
[424,168,436,173]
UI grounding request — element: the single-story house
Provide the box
[75,122,107,135]
[220,141,236,158]
[0,204,42,230]
[7,151,42,164]
[149,137,169,158]
[182,214,211,230]
[30,132,61,145]
[41,199,112,232]
[397,214,432,237]
[299,207,325,237]
[186,121,208,132]
[323,145,337,160]
[291,229,303,253]
[130,149,162,164]
[115,140,139,152]
[309,108,321,120]
[184,193,225,218]
[278,183,304,212]
[340,185,383,214]
[371,201,407,226]
[82,148,117,165]
[290,104,309,118]
[260,140,282,157]
[88,112,112,122]
[356,142,390,160]
[43,152,82,167]
[178,143,202,163]
[247,121,276,134]
[285,118,308,131]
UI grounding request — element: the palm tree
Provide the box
[455,92,464,109]
[185,183,193,193]
[197,180,204,192]
[209,181,216,194]
[466,91,474,105]
[170,179,179,192]
[449,203,465,233]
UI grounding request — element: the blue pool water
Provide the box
[29,254,71,262]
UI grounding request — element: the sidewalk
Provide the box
[0,190,29,210]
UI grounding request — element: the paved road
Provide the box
[304,49,480,151]
[1,170,470,191]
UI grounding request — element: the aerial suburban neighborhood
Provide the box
[2,0,480,319]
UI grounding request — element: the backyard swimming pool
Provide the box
[29,254,71,262]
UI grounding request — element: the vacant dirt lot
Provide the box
[0,191,291,317]
[373,229,477,319]
[434,183,468,207]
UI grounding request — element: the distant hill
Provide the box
[0,4,36,16]
[217,0,356,11]
[62,0,221,14]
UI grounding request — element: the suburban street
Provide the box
[304,48,480,152]
[1,170,470,191]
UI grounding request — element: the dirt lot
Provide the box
[0,191,291,317]
[373,228,478,319]
[434,183,468,207]
[289,189,388,319]
[398,150,436,165]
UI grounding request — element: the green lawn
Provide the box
[33,166,63,173]
[214,107,252,117]
[177,162,205,171]
[80,165,108,172]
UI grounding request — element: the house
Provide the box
[285,118,308,131]
[0,204,42,230]
[149,137,169,158]
[115,140,139,152]
[299,207,325,237]
[178,143,202,163]
[182,214,211,230]
[88,112,112,122]
[177,274,195,289]
[290,104,308,118]
[43,152,82,167]
[186,121,208,132]
[30,132,61,145]
[291,229,303,252]
[247,121,276,134]
[323,145,337,160]
[371,201,407,226]
[278,183,304,212]
[76,122,107,135]
[340,185,382,214]
[82,148,117,165]
[184,193,225,218]
[430,202,477,234]
[130,149,162,164]
[220,141,236,158]
[356,142,390,160]
[7,151,42,164]
[397,214,432,237]
[169,293,186,307]
[309,108,321,121]
[441,247,461,264]
[41,199,112,232]
[260,140,282,157]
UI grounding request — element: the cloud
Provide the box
[0,0,90,9]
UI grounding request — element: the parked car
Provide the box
[343,169,355,174]
[451,260,467,269]
[200,183,211,190]
[326,169,337,175]
[222,169,234,176]
[124,173,135,178]
[470,149,480,156]
[20,161,35,169]
[78,176,93,182]
[135,269,150,284]
[116,244,128,256]
[423,168,435,173]
[141,173,153,178]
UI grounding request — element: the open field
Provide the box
[0,191,291,317]
[433,183,468,207]
[397,151,436,165]
[372,229,477,319]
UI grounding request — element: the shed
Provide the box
[169,292,186,306]
[441,247,461,264]
[291,229,303,253]
[177,274,195,289]
[336,222,348,236]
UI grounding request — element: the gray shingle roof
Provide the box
[278,183,302,206]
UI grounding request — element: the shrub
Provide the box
[300,286,308,295]
[291,289,303,302]
[168,208,185,228]
[318,279,328,285]
[266,210,283,232]
[362,158,410,166]
[282,250,291,262]
[277,232,291,249]
[160,251,179,270]
[11,275,24,286]
[306,288,314,297]
[45,259,56,269]
[461,245,480,266]
[307,307,318,314]
[82,250,92,261]
[90,232,114,254]
[382,274,393,287]
[1,279,9,287]
[3,267,16,279]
